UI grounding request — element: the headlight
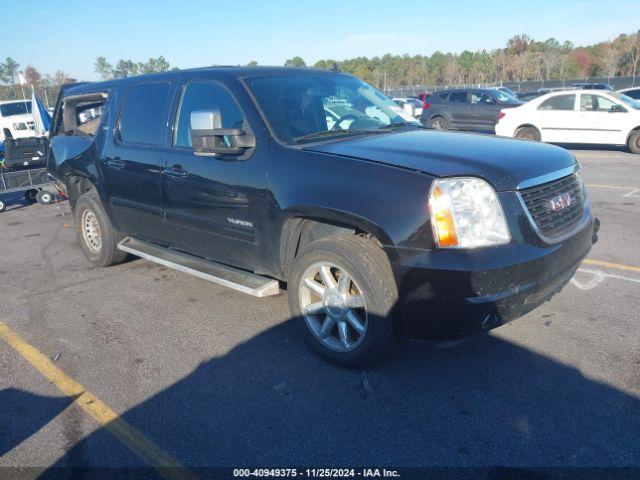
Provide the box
[429,177,510,248]
[13,122,28,131]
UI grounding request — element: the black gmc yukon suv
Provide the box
[47,67,598,367]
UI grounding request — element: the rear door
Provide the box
[535,93,579,143]
[160,75,268,272]
[102,81,174,244]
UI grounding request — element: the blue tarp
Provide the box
[32,92,52,137]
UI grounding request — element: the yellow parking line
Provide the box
[0,321,195,480]
[583,259,640,274]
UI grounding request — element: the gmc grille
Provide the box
[519,173,585,240]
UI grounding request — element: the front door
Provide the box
[470,91,501,132]
[103,81,173,244]
[447,91,473,129]
[577,93,627,144]
[161,78,268,272]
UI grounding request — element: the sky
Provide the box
[5,0,639,81]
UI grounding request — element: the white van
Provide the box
[0,100,35,141]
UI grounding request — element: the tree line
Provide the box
[0,57,72,105]
[1,31,638,104]
[289,31,640,90]
[0,55,178,105]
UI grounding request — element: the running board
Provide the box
[117,237,280,297]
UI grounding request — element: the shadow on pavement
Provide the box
[38,316,640,475]
[0,388,77,457]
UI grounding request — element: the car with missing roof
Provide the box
[48,67,598,367]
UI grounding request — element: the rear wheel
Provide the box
[0,199,6,213]
[515,126,541,141]
[627,130,640,154]
[429,116,449,130]
[74,191,128,267]
[24,189,38,203]
[288,235,398,368]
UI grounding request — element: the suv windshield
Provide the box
[610,92,640,110]
[0,101,32,117]
[244,73,419,145]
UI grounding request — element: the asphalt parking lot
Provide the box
[1,147,639,477]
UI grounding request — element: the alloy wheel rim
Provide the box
[81,209,102,254]
[519,132,534,140]
[299,261,368,353]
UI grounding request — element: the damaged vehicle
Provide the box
[48,67,598,367]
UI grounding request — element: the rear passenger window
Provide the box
[118,82,171,145]
[449,92,468,103]
[538,94,576,111]
[173,81,244,147]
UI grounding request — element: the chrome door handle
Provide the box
[106,157,125,169]
[164,166,188,177]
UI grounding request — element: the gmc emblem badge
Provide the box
[548,192,574,212]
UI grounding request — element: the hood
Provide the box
[302,130,576,191]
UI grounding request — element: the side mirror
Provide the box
[609,104,626,113]
[190,110,255,157]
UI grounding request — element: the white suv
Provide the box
[0,100,35,141]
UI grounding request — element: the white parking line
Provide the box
[584,184,640,197]
[572,267,640,291]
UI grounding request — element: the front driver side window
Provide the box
[174,81,245,147]
[580,94,617,112]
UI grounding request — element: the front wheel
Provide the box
[36,190,54,205]
[0,199,6,213]
[627,130,640,154]
[288,235,399,368]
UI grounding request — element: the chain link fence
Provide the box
[386,76,640,98]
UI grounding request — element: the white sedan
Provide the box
[495,90,640,153]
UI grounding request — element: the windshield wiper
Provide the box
[295,128,387,144]
[380,122,425,130]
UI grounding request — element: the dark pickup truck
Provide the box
[48,67,598,367]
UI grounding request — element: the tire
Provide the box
[428,116,449,130]
[74,191,128,267]
[0,200,6,213]
[515,126,541,141]
[627,130,640,154]
[287,235,399,368]
[36,190,54,205]
[24,189,38,203]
